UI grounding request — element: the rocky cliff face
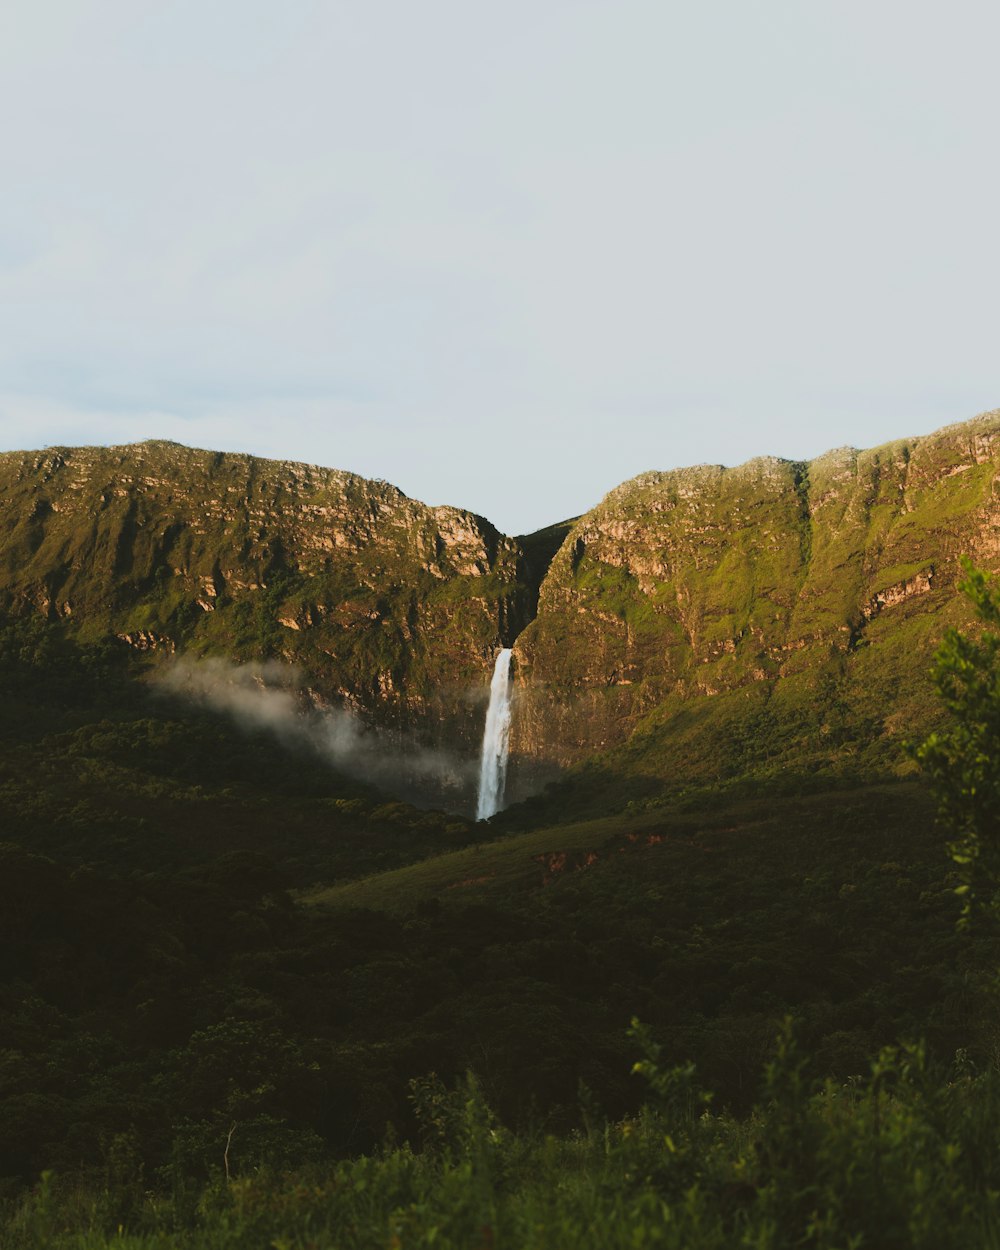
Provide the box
[4,414,1000,810]
[509,411,1000,791]
[0,441,541,802]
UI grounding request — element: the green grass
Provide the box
[304,780,931,912]
[304,807,672,910]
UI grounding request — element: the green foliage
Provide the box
[12,508,1000,1243]
[7,1036,1000,1249]
[573,559,658,631]
[916,559,1000,928]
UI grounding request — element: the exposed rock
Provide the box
[862,570,934,621]
[116,630,175,653]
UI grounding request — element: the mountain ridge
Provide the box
[11,404,1000,540]
[508,408,1000,804]
[3,408,1000,809]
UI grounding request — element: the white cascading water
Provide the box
[476,648,513,820]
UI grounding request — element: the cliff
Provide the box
[3,413,1000,810]
[510,410,1000,796]
[0,441,544,794]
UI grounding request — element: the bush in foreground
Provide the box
[5,1026,1000,1250]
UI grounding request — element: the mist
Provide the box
[159,657,479,809]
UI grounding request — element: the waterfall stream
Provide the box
[476,648,513,820]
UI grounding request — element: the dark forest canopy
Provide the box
[0,601,995,1240]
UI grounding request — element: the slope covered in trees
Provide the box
[1,609,999,1246]
[0,615,987,1204]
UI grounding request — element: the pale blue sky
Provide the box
[1,1,997,534]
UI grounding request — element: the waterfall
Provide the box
[476,648,513,820]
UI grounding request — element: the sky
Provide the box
[0,1,998,535]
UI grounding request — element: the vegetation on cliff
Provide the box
[0,442,546,797]
[512,412,1000,800]
[5,413,1000,809]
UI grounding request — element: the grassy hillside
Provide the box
[509,412,1000,801]
[0,753,984,1205]
[305,780,931,911]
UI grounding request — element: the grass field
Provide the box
[303,779,935,912]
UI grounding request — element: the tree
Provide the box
[916,559,1000,929]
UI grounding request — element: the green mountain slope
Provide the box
[0,441,542,758]
[511,411,1000,799]
[3,412,1000,810]
[297,773,971,1122]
